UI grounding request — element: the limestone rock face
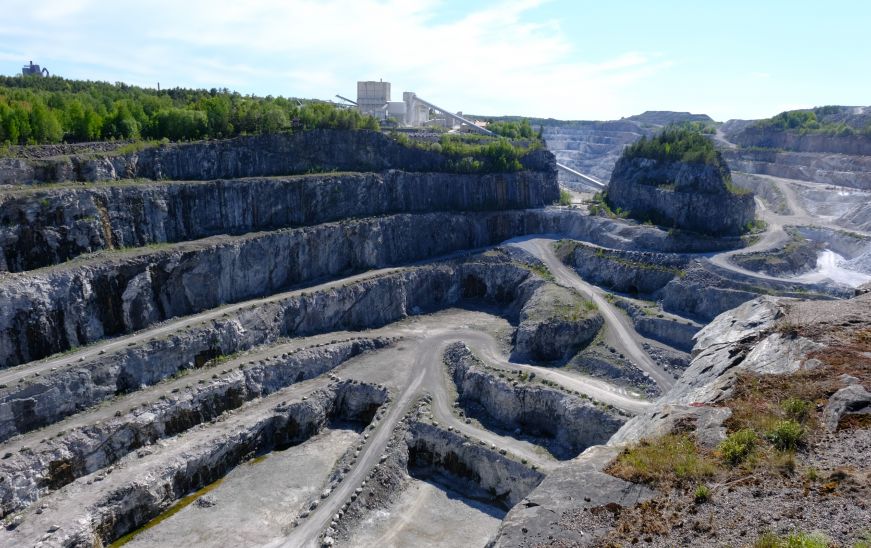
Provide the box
[722,148,871,191]
[0,129,557,186]
[512,283,603,362]
[446,343,626,457]
[407,422,544,508]
[0,211,559,367]
[0,255,540,441]
[556,240,687,296]
[0,340,387,516]
[0,170,557,272]
[606,156,756,235]
[729,126,871,156]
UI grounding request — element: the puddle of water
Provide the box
[110,478,225,547]
[796,250,871,287]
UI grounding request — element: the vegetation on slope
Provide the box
[753,106,871,138]
[621,126,721,166]
[0,75,379,145]
[487,118,538,140]
[391,131,540,173]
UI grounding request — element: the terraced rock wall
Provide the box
[407,421,545,508]
[0,170,556,272]
[0,210,567,367]
[0,130,556,187]
[0,256,536,440]
[723,149,871,190]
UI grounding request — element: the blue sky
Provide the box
[1,0,868,121]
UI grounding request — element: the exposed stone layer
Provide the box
[606,156,756,236]
[1,381,386,547]
[407,421,544,509]
[0,210,559,367]
[728,127,871,156]
[512,282,603,362]
[447,343,626,458]
[0,169,556,272]
[723,148,871,190]
[556,239,687,295]
[0,338,387,517]
[0,255,533,441]
[0,130,556,186]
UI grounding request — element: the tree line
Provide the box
[0,75,379,145]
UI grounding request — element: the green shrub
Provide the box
[781,398,812,422]
[558,189,572,206]
[621,126,721,167]
[693,483,710,503]
[719,428,757,465]
[767,419,804,450]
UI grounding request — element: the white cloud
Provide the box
[0,0,670,119]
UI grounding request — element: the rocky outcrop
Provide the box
[0,130,556,187]
[0,169,557,272]
[512,283,603,362]
[0,338,387,516]
[732,230,822,276]
[491,296,806,546]
[606,156,756,236]
[661,261,845,321]
[729,127,871,156]
[555,240,687,295]
[490,445,654,547]
[446,343,626,458]
[822,384,871,432]
[613,300,700,353]
[407,421,544,509]
[1,381,387,547]
[723,148,871,190]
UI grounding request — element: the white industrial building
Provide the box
[341,80,491,134]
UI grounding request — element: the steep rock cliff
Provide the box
[0,129,556,186]
[606,156,756,236]
[0,169,556,272]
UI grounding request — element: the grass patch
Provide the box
[588,191,630,219]
[753,531,830,548]
[523,262,554,282]
[693,483,710,503]
[608,434,716,487]
[558,188,572,206]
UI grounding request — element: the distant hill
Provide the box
[625,111,714,126]
[724,105,871,155]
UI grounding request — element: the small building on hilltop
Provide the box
[22,61,49,77]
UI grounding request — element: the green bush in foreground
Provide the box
[718,428,757,465]
[767,419,804,451]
